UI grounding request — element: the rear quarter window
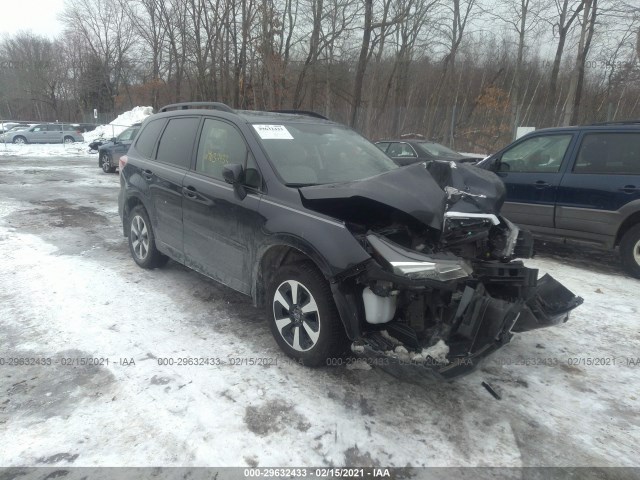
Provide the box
[134,119,167,159]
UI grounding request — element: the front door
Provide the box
[182,118,263,294]
[496,133,575,228]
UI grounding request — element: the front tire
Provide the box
[267,261,348,366]
[13,136,27,144]
[128,205,168,269]
[620,224,640,278]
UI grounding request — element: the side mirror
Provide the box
[110,137,117,143]
[223,164,247,200]
[223,163,244,184]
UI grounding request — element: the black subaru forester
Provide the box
[119,102,582,379]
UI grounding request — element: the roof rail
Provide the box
[590,119,640,126]
[268,109,329,120]
[159,102,235,113]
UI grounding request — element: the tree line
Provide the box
[0,0,638,152]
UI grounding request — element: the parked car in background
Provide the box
[476,121,640,278]
[375,138,481,166]
[0,122,21,134]
[98,124,141,173]
[118,102,581,379]
[1,125,31,136]
[0,123,84,144]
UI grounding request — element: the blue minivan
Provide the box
[477,123,640,278]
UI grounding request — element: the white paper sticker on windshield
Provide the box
[253,124,294,140]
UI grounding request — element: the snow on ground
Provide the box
[0,155,639,471]
[0,142,89,157]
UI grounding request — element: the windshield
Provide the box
[416,141,463,159]
[253,123,397,185]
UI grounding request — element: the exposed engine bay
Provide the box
[300,161,583,379]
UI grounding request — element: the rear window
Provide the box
[135,119,166,159]
[574,132,640,175]
[155,117,200,168]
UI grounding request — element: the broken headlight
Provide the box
[367,233,472,281]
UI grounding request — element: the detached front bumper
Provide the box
[348,237,583,380]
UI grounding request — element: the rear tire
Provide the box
[620,224,640,278]
[63,136,74,144]
[128,205,168,269]
[100,152,115,173]
[266,261,348,367]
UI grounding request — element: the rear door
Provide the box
[148,117,200,260]
[47,124,64,143]
[495,132,576,228]
[182,117,263,294]
[556,131,640,243]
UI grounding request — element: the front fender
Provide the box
[255,199,372,339]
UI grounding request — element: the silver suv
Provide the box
[0,123,84,144]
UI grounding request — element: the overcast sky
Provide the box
[0,0,65,39]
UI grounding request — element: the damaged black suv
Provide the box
[118,102,582,379]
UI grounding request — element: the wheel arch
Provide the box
[253,240,332,309]
[253,238,365,341]
[615,211,640,246]
[122,193,151,237]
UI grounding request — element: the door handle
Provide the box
[618,185,639,194]
[182,186,198,199]
[142,169,153,180]
[535,180,551,189]
[183,186,214,206]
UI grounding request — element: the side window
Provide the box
[387,143,403,157]
[376,142,390,153]
[135,119,166,159]
[573,133,640,175]
[118,128,137,142]
[196,118,248,180]
[32,126,44,132]
[387,142,416,158]
[399,143,417,157]
[156,117,200,168]
[501,134,572,173]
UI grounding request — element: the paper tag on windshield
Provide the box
[253,124,293,140]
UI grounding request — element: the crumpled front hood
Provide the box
[299,162,506,231]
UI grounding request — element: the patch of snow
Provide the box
[346,361,372,371]
[0,143,89,157]
[80,106,153,143]
[412,340,450,364]
[380,330,402,345]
